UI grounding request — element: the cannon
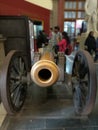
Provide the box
[0,48,97,116]
[31,51,59,87]
[0,16,97,116]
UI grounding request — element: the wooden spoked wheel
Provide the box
[72,50,97,116]
[0,50,28,115]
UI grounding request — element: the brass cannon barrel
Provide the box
[30,52,59,87]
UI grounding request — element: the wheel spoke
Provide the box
[15,85,26,107]
[12,84,21,105]
[14,91,21,107]
[10,81,20,93]
[10,75,20,81]
[19,57,24,74]
[12,59,20,75]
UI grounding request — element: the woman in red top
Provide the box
[58,31,71,53]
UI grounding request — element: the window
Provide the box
[64,0,85,38]
[78,11,85,18]
[64,21,75,39]
[64,11,76,18]
[65,2,76,9]
[78,1,85,9]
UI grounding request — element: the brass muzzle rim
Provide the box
[30,60,59,87]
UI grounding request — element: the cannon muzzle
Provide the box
[30,52,59,87]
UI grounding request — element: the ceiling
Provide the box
[24,0,53,10]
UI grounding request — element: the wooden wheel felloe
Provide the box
[72,50,97,116]
[0,50,28,115]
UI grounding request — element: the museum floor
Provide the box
[0,63,98,130]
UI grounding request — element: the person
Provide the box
[54,26,62,44]
[84,31,96,55]
[48,27,55,48]
[53,26,62,54]
[85,0,98,33]
[73,38,78,51]
[76,33,81,50]
[42,30,49,46]
[94,37,98,62]
[58,31,72,55]
[36,30,47,53]
[49,27,54,40]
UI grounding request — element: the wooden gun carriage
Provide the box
[0,16,97,116]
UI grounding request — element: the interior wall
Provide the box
[0,0,50,34]
[58,0,65,32]
[50,0,64,32]
[50,0,58,28]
